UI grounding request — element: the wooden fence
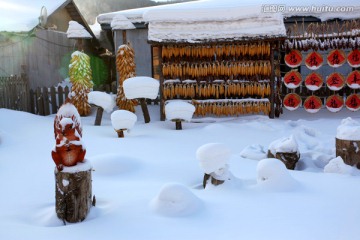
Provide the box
[0,75,30,112]
[29,84,160,116]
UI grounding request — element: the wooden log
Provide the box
[139,98,150,123]
[116,129,125,138]
[336,138,360,169]
[55,164,92,224]
[175,120,182,130]
[267,150,300,170]
[94,106,104,126]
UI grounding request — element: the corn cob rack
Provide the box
[152,41,281,120]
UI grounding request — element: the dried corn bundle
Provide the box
[116,43,137,112]
[69,50,93,116]
[192,100,270,117]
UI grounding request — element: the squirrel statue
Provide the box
[52,99,86,171]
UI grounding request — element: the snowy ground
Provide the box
[0,106,359,240]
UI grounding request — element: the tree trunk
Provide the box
[55,166,92,223]
[267,150,300,170]
[336,138,360,169]
[175,120,182,130]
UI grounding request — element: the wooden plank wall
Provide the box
[0,30,75,89]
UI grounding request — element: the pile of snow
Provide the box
[196,143,231,174]
[123,77,160,100]
[150,183,202,217]
[268,135,299,155]
[165,101,196,122]
[256,158,298,191]
[88,91,116,113]
[336,117,360,141]
[111,14,136,30]
[66,21,92,39]
[145,6,285,42]
[324,156,357,175]
[110,110,137,130]
[240,144,267,160]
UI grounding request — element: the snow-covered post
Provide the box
[196,143,231,188]
[52,101,93,224]
[88,91,116,126]
[165,101,195,130]
[336,118,360,169]
[111,110,137,138]
[267,135,300,170]
[123,76,159,123]
[66,21,92,51]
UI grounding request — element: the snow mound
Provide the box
[256,158,298,191]
[240,144,267,160]
[66,20,92,39]
[165,101,195,122]
[324,156,358,175]
[269,135,299,155]
[111,14,136,30]
[150,183,202,217]
[123,77,159,100]
[88,91,116,113]
[89,154,140,177]
[336,117,360,141]
[196,143,231,174]
[111,110,137,130]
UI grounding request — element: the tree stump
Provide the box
[267,150,300,170]
[203,173,225,188]
[336,138,360,169]
[116,129,125,138]
[172,119,183,130]
[139,98,150,123]
[55,162,92,223]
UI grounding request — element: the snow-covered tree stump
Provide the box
[267,135,300,170]
[88,91,116,126]
[336,118,360,169]
[55,162,92,223]
[196,143,231,188]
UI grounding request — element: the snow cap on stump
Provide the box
[336,117,360,141]
[196,143,231,174]
[268,135,299,156]
[165,101,195,122]
[111,110,137,130]
[123,76,160,99]
[88,91,116,113]
[66,21,92,39]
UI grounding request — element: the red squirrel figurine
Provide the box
[52,100,86,171]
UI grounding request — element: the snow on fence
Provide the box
[0,75,30,112]
[29,85,160,116]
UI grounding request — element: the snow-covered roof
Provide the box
[0,0,67,32]
[97,0,360,42]
[66,21,92,39]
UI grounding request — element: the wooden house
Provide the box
[0,0,101,89]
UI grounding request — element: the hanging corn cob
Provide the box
[69,50,93,116]
[116,43,137,112]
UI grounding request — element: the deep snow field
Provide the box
[0,106,359,240]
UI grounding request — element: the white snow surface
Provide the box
[88,91,116,113]
[110,110,137,130]
[66,21,92,39]
[196,143,231,174]
[165,100,195,122]
[123,77,160,100]
[336,117,360,141]
[111,14,136,30]
[150,183,202,217]
[324,156,359,175]
[1,106,360,240]
[269,135,299,155]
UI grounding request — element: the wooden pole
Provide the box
[116,129,125,138]
[175,120,182,130]
[55,166,92,224]
[139,98,150,123]
[269,44,275,119]
[94,106,104,126]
